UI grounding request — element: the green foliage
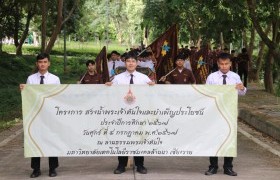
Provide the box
[75,0,144,46]
[0,54,34,123]
[142,0,250,46]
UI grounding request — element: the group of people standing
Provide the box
[20,46,246,178]
[178,45,250,87]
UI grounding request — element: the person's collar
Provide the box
[87,70,95,75]
[37,71,49,77]
[218,70,230,76]
[177,67,184,71]
[125,70,136,76]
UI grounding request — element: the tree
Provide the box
[41,0,80,54]
[247,0,280,93]
[14,1,38,55]
[0,0,37,55]
[41,0,47,52]
[0,0,14,54]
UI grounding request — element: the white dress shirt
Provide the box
[206,70,246,95]
[112,70,151,85]
[138,60,155,71]
[26,71,60,84]
[108,60,125,77]
[184,59,193,71]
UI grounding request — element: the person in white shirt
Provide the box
[138,51,155,71]
[205,53,246,177]
[184,57,193,71]
[108,51,125,79]
[106,54,154,175]
[20,53,60,178]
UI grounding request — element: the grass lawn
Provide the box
[0,41,126,130]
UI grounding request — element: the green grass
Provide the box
[0,118,22,132]
[0,41,126,129]
[0,54,84,126]
[3,40,127,56]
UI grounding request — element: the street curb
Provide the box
[238,105,280,142]
[0,128,23,148]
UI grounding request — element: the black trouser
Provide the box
[209,157,233,169]
[31,157,59,170]
[118,156,144,167]
[238,69,248,87]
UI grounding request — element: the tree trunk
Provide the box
[254,25,271,82]
[45,0,63,54]
[247,0,280,93]
[253,40,266,82]
[41,0,47,53]
[44,0,78,54]
[13,2,20,49]
[248,26,255,57]
[264,49,275,93]
[220,32,224,49]
[16,3,37,55]
[248,27,256,82]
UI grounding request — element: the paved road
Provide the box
[0,124,279,180]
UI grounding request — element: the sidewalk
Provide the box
[239,83,280,141]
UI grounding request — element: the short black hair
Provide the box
[86,60,95,66]
[176,54,186,61]
[218,53,231,61]
[121,52,128,58]
[242,48,247,53]
[36,53,50,62]
[111,50,120,56]
[125,53,137,61]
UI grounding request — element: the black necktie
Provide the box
[40,76,44,84]
[130,74,134,84]
[222,75,227,85]
[113,61,115,70]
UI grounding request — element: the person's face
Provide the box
[87,63,96,72]
[111,53,118,61]
[36,58,50,72]
[218,58,232,74]
[125,58,137,72]
[176,59,185,68]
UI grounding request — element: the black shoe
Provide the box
[49,169,57,177]
[137,166,147,174]
[224,167,237,176]
[30,170,41,178]
[205,167,217,175]
[114,166,125,174]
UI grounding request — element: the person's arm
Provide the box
[144,75,155,85]
[164,73,172,84]
[205,74,213,85]
[148,81,155,85]
[105,82,113,86]
[106,75,117,86]
[236,83,246,95]
[56,77,61,84]
[19,84,25,91]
